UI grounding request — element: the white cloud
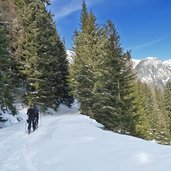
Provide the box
[54,0,81,20]
[52,0,105,20]
[50,0,149,20]
[131,34,171,51]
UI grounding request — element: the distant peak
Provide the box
[145,57,160,61]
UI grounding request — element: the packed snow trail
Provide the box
[1,106,171,171]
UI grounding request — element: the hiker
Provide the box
[33,104,40,129]
[27,105,36,134]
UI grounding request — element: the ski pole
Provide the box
[39,112,42,127]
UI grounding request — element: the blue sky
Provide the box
[49,0,171,60]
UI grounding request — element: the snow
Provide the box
[66,50,75,63]
[142,57,161,68]
[0,109,18,128]
[163,59,171,66]
[1,104,171,171]
[133,57,171,88]
[145,57,159,60]
[132,59,141,69]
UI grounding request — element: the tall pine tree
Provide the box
[70,1,106,116]
[164,81,171,135]
[0,1,17,116]
[71,2,137,134]
[93,20,137,134]
[14,0,73,110]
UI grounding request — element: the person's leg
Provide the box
[28,120,31,133]
[32,120,36,131]
[36,117,39,128]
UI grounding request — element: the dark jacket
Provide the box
[34,107,39,119]
[27,107,35,121]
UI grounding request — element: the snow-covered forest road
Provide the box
[1,106,171,171]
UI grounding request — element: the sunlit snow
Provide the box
[0,104,171,171]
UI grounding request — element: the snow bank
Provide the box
[0,109,18,128]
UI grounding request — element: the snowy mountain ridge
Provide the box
[132,57,171,88]
[132,57,171,68]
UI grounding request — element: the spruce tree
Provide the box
[133,81,151,139]
[80,0,88,33]
[140,83,157,139]
[92,20,137,134]
[164,81,171,134]
[0,24,9,118]
[14,0,73,109]
[153,87,171,144]
[0,2,17,115]
[70,2,105,116]
[71,2,137,134]
[133,81,170,144]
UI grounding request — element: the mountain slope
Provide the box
[66,50,75,63]
[133,57,171,88]
[0,105,171,171]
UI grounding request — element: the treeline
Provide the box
[134,81,171,144]
[0,0,73,116]
[69,1,171,145]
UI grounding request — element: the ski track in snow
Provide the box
[0,109,80,171]
[0,120,38,171]
[22,144,38,171]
